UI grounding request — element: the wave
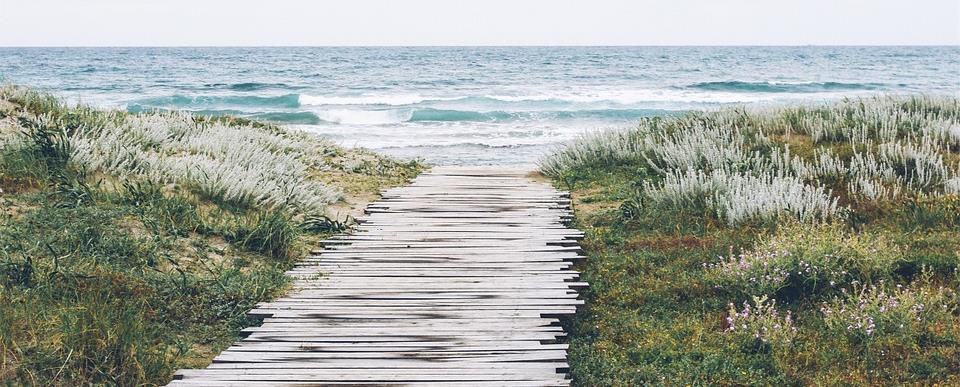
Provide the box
[375,142,543,150]
[300,94,441,106]
[312,108,669,125]
[132,94,301,108]
[300,93,580,107]
[124,85,872,126]
[250,111,322,124]
[224,82,302,91]
[125,105,323,125]
[476,91,782,105]
[314,109,413,125]
[124,104,673,125]
[130,86,865,114]
[409,109,513,122]
[688,81,884,93]
[300,92,777,107]
[410,109,660,122]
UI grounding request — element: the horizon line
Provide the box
[2,44,959,49]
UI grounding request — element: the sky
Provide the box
[1,0,958,46]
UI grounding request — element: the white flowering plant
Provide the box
[707,222,901,298]
[541,96,960,226]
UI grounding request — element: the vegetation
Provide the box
[541,96,960,385]
[0,86,423,385]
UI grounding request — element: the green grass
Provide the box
[0,87,424,385]
[545,97,960,385]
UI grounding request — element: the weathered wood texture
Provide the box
[169,166,583,386]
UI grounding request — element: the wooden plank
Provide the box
[211,349,569,361]
[172,380,570,387]
[238,334,565,342]
[201,360,569,369]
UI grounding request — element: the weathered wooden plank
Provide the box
[238,334,566,342]
[295,264,577,270]
[282,285,587,291]
[172,380,570,387]
[201,360,569,369]
[179,367,565,375]
[176,374,568,382]
[212,349,569,362]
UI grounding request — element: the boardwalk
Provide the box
[170,166,585,386]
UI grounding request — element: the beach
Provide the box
[1,45,959,385]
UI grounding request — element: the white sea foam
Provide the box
[300,94,454,106]
[314,109,414,125]
[296,120,598,150]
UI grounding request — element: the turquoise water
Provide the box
[1,47,958,164]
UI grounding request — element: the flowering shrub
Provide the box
[725,295,798,349]
[707,223,901,297]
[0,86,349,215]
[541,96,960,222]
[707,246,793,296]
[820,279,958,342]
[69,113,343,214]
[644,168,843,225]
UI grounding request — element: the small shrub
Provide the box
[618,190,645,221]
[904,194,960,229]
[122,181,201,236]
[22,117,72,171]
[230,210,299,260]
[3,87,66,118]
[0,117,76,188]
[725,295,798,349]
[121,180,165,207]
[0,142,44,189]
[301,214,353,233]
[820,278,958,343]
[0,256,34,289]
[5,116,94,207]
[708,223,901,298]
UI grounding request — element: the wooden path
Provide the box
[170,166,584,386]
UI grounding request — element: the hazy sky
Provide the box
[1,0,958,46]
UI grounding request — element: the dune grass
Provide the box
[542,96,960,385]
[0,86,423,385]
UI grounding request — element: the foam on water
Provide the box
[299,94,438,106]
[314,109,414,125]
[1,46,957,165]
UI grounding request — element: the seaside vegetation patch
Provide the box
[0,86,423,385]
[541,96,960,385]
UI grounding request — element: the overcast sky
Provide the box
[1,0,958,46]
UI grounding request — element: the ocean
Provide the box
[1,46,958,165]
